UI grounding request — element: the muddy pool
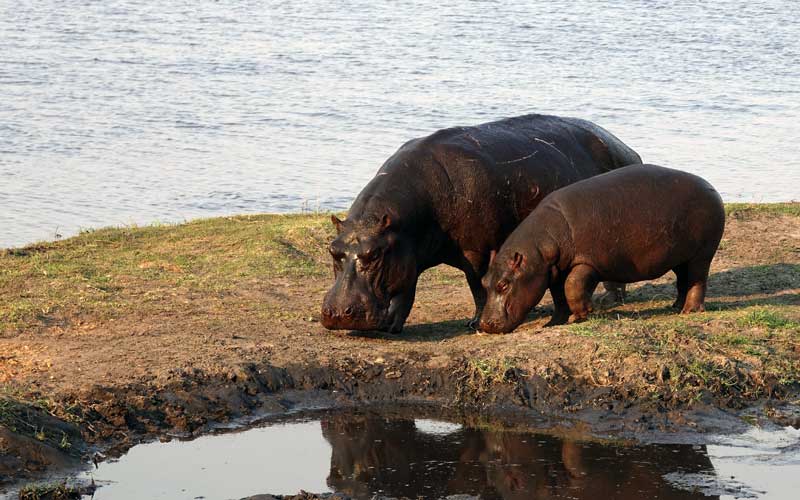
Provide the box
[26,409,798,500]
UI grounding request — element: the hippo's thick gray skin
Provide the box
[479,165,726,333]
[321,114,642,333]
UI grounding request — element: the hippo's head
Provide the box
[479,246,554,333]
[321,214,417,333]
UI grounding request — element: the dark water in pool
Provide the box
[1,0,799,248]
[68,410,800,499]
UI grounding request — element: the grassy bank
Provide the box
[2,203,797,336]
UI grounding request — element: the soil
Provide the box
[0,207,798,490]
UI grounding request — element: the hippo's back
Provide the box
[368,114,643,245]
[416,113,642,176]
[541,164,725,280]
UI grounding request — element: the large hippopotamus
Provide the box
[479,165,726,333]
[321,113,642,333]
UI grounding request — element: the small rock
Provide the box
[385,370,402,379]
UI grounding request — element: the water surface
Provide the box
[2,1,799,247]
[77,411,800,499]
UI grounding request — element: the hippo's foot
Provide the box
[680,303,705,314]
[545,314,569,327]
[384,317,406,334]
[671,299,686,310]
[568,312,591,324]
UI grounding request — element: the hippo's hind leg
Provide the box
[564,264,600,323]
[681,257,712,314]
[672,263,689,310]
[594,281,626,307]
[546,277,571,326]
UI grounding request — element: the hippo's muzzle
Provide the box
[321,293,407,333]
[478,314,516,334]
[320,303,386,331]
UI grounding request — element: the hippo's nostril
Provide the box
[344,306,353,316]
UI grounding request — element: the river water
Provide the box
[1,0,799,248]
[68,410,800,499]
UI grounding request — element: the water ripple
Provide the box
[0,0,798,248]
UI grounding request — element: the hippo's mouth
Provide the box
[321,295,404,333]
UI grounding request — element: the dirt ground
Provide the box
[1,204,799,487]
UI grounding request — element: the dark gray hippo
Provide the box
[321,113,642,333]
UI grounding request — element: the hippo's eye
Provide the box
[329,248,345,262]
[357,248,381,263]
[496,280,509,294]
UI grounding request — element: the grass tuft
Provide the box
[18,481,92,500]
[737,308,798,330]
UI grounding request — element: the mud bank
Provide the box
[1,204,799,488]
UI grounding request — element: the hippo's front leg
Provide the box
[546,277,571,326]
[461,251,488,329]
[384,286,417,334]
[564,264,600,323]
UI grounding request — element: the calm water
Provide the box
[64,411,800,500]
[1,0,799,248]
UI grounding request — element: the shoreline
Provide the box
[3,201,797,253]
[1,203,798,490]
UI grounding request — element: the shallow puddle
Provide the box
[75,410,800,500]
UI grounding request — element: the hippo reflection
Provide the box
[321,114,641,333]
[321,414,718,499]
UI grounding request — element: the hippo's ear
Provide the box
[331,215,344,233]
[379,214,392,232]
[509,252,525,272]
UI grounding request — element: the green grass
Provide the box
[737,307,799,330]
[468,357,519,384]
[0,214,338,333]
[18,481,90,500]
[550,301,799,402]
[724,202,800,217]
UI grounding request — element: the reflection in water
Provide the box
[75,411,736,499]
[321,414,717,499]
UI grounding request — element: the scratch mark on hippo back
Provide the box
[534,137,567,159]
[496,150,538,165]
[534,137,578,176]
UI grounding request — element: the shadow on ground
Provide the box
[628,263,799,301]
[346,310,554,342]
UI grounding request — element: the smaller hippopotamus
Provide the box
[479,164,725,333]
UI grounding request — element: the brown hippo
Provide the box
[479,164,725,333]
[321,113,642,333]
